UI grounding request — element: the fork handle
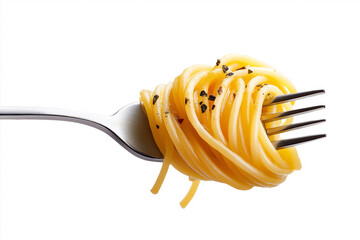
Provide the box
[0,106,111,132]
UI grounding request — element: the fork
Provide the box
[0,89,325,162]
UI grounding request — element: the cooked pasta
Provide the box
[139,54,301,208]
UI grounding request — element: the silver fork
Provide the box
[0,89,325,162]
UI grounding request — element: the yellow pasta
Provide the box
[139,54,301,208]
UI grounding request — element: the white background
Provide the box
[0,1,359,240]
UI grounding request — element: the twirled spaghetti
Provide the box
[139,54,301,208]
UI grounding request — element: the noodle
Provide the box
[139,54,301,208]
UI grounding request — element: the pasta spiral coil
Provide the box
[140,54,301,208]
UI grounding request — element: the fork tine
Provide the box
[261,105,325,122]
[272,134,326,149]
[263,89,325,107]
[266,119,326,135]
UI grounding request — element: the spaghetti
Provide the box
[139,54,301,208]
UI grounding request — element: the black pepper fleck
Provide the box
[152,95,159,105]
[248,69,253,74]
[201,104,207,113]
[217,86,223,95]
[233,93,236,99]
[222,65,229,73]
[237,66,246,70]
[156,124,159,129]
[185,98,189,105]
[212,105,216,110]
[200,90,208,97]
[208,95,216,101]
[199,101,203,105]
[216,59,220,66]
[178,118,184,124]
[226,72,234,77]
